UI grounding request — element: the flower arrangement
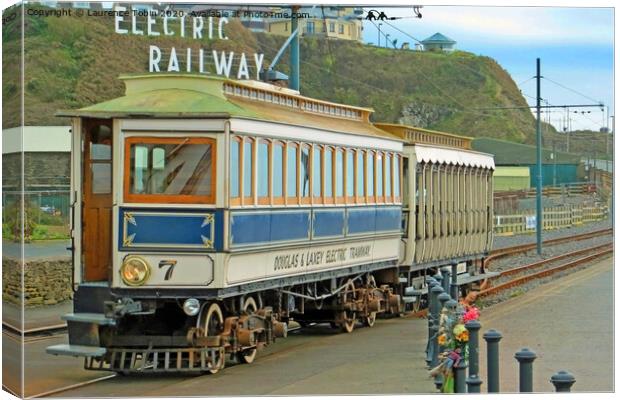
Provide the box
[429,300,479,393]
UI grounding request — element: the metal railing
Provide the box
[494,203,608,236]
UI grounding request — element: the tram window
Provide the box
[325,147,333,198]
[367,151,374,200]
[377,152,383,198]
[336,149,344,198]
[273,142,284,199]
[287,144,298,198]
[356,150,365,199]
[90,125,112,161]
[346,150,354,198]
[257,140,269,199]
[385,153,392,198]
[243,140,254,199]
[92,164,112,194]
[313,145,322,198]
[230,139,240,198]
[301,145,310,199]
[125,137,215,204]
[394,156,401,198]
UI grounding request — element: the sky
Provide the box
[361,6,614,133]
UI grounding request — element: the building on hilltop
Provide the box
[421,32,457,52]
[267,6,363,42]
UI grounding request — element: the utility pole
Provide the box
[386,33,390,48]
[378,23,382,47]
[289,6,300,91]
[535,58,543,255]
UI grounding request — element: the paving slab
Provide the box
[478,256,613,393]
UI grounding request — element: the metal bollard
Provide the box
[550,370,576,392]
[425,279,438,366]
[437,292,450,353]
[483,329,503,393]
[434,270,443,292]
[438,292,451,313]
[515,348,537,392]
[450,263,459,300]
[454,360,468,393]
[465,320,483,392]
[430,285,445,369]
[441,266,451,295]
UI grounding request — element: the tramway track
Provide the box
[484,228,612,266]
[479,245,613,298]
[2,322,67,343]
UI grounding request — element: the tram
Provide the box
[47,73,495,374]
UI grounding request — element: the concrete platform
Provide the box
[478,256,613,393]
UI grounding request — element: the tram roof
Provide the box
[374,123,473,150]
[57,74,400,141]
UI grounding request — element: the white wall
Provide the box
[2,126,71,154]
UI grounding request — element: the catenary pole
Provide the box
[536,58,543,255]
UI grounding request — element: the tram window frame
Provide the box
[377,151,384,203]
[324,146,334,204]
[356,149,366,203]
[124,136,217,204]
[242,137,255,205]
[257,139,271,205]
[335,148,345,204]
[230,136,242,206]
[394,154,401,202]
[273,140,285,205]
[286,142,299,204]
[301,144,311,204]
[385,152,392,201]
[312,144,323,204]
[346,149,355,202]
[366,150,375,203]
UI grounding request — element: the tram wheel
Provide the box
[239,297,258,364]
[339,280,357,333]
[364,275,377,328]
[197,302,226,374]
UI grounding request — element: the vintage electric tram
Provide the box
[47,74,495,374]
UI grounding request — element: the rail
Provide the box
[479,245,613,298]
[485,228,612,266]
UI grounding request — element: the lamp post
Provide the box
[377,23,382,46]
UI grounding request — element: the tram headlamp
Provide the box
[183,298,201,316]
[120,256,151,286]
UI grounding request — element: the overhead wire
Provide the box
[542,76,603,105]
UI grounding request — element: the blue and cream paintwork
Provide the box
[67,114,404,290]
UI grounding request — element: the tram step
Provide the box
[46,344,107,357]
[62,313,116,326]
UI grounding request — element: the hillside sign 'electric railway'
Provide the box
[113,5,266,78]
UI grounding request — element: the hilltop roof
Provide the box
[421,32,456,44]
[472,137,582,165]
[57,74,399,141]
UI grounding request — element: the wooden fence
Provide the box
[494,203,609,236]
